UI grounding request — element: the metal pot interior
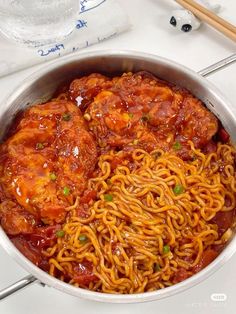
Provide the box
[0,50,235,303]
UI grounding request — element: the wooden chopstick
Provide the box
[175,0,236,42]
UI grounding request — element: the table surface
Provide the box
[0,0,236,313]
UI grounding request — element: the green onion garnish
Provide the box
[173,184,185,195]
[163,245,170,254]
[79,234,88,243]
[104,194,113,202]
[141,114,149,122]
[49,173,57,181]
[128,113,134,118]
[36,143,44,150]
[62,113,71,121]
[154,263,161,272]
[56,230,65,238]
[152,151,162,160]
[63,186,70,196]
[173,141,181,150]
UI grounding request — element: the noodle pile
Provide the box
[43,141,236,293]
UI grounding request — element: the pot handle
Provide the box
[0,275,38,301]
[198,53,236,77]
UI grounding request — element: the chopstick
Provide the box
[175,0,236,42]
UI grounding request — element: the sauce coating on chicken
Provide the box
[71,72,218,156]
[1,71,228,284]
[0,100,97,234]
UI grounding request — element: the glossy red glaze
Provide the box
[173,268,190,284]
[0,71,234,284]
[72,261,98,285]
[193,249,218,273]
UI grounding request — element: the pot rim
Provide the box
[0,49,235,303]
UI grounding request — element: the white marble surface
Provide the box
[0,0,236,313]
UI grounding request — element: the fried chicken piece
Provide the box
[84,72,218,153]
[0,100,97,229]
[69,73,112,111]
[175,96,218,147]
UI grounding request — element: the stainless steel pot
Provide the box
[0,50,236,303]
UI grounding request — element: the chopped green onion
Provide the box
[104,194,113,202]
[163,245,170,254]
[36,142,44,150]
[128,113,134,118]
[62,113,71,121]
[141,114,149,122]
[79,234,88,243]
[63,186,70,196]
[56,230,65,238]
[154,263,161,272]
[173,141,181,150]
[49,173,57,181]
[152,151,162,160]
[173,184,185,195]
